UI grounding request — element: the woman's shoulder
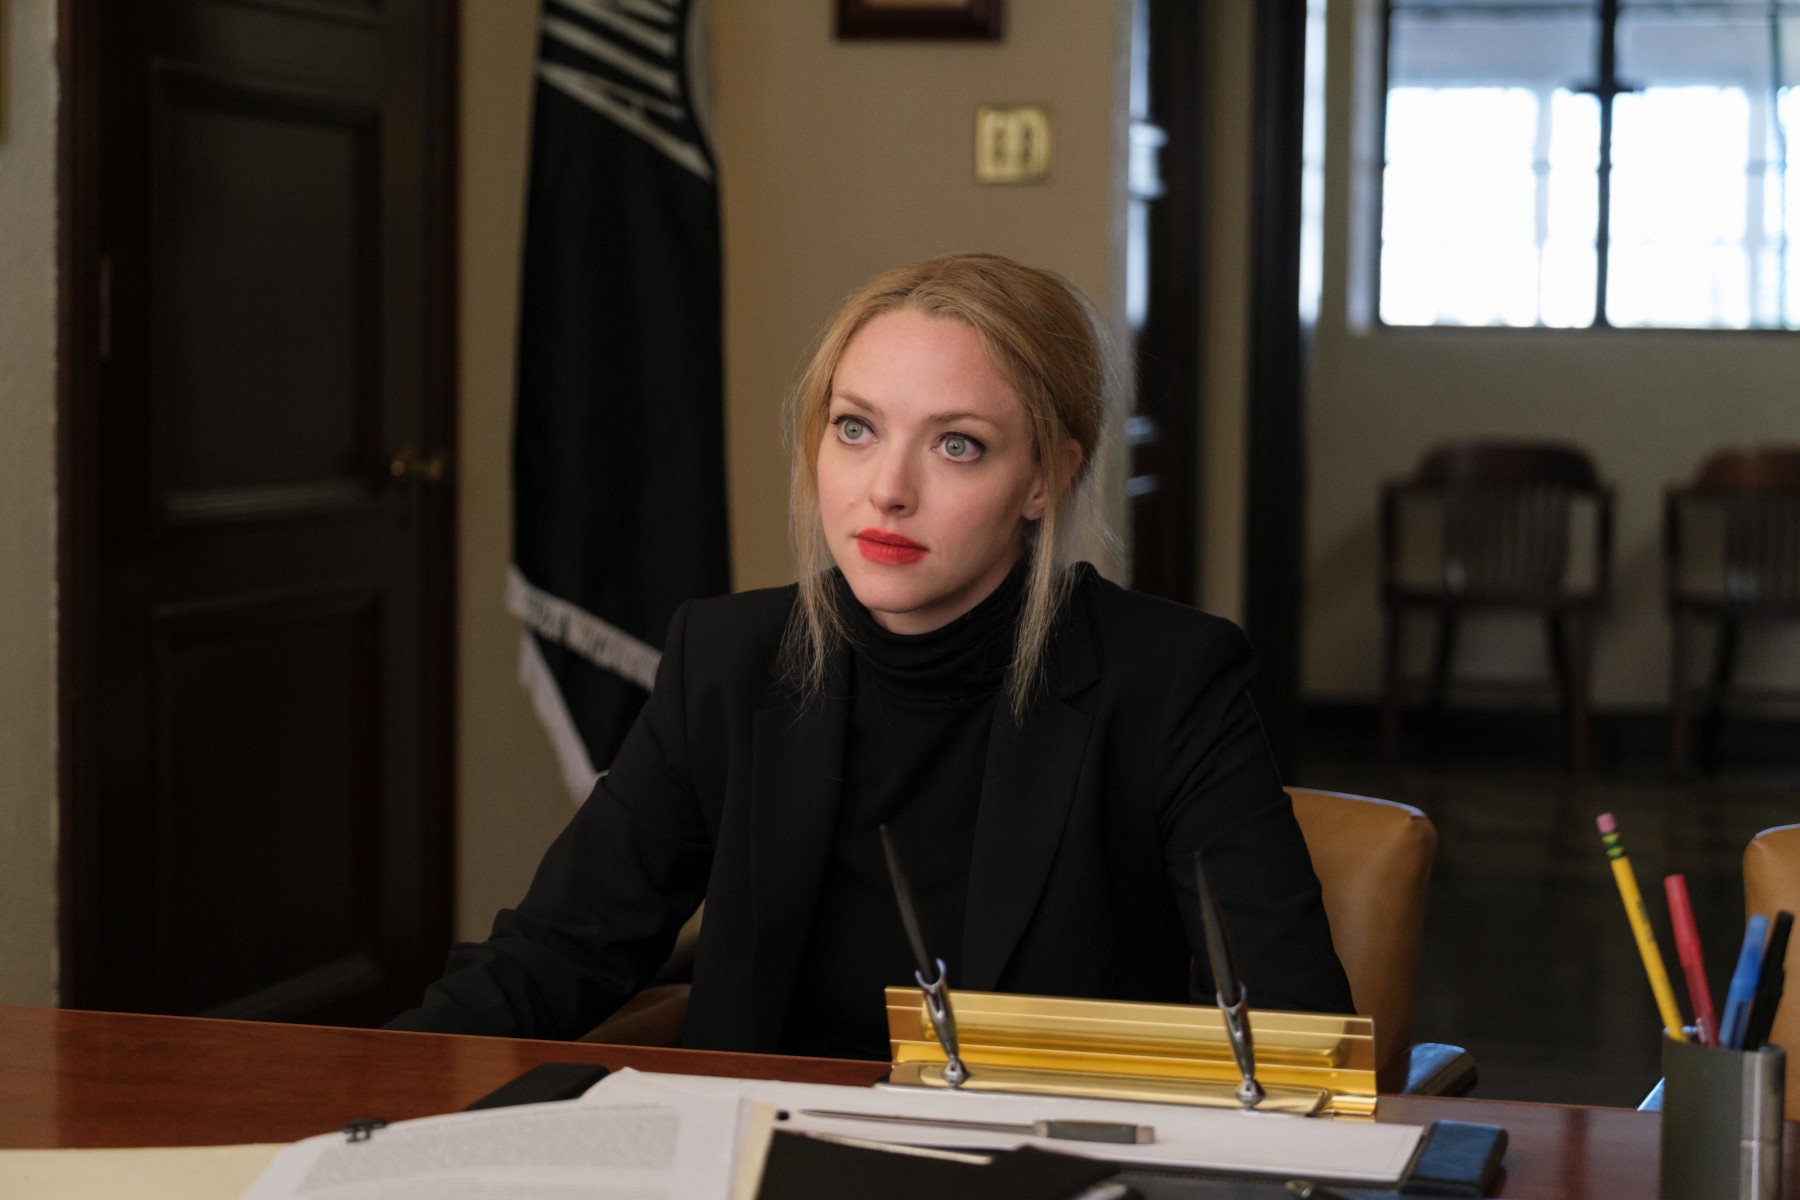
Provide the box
[657,584,801,702]
[1065,565,1259,725]
[678,583,799,647]
[1070,563,1252,662]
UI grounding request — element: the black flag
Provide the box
[509,0,729,797]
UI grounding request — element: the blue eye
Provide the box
[833,415,870,442]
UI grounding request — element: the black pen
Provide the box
[1741,910,1792,1051]
[1193,851,1264,1109]
[879,824,970,1086]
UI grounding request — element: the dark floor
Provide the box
[1294,736,1798,1108]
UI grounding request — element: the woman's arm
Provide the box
[1155,621,1355,1016]
[387,605,714,1040]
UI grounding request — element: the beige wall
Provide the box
[713,1,1129,589]
[0,0,61,1006]
[455,1,574,937]
[454,1,1131,933]
[1300,0,1800,707]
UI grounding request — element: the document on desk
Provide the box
[584,1069,1428,1186]
[0,1143,281,1200]
[240,1084,765,1200]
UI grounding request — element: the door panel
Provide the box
[154,588,382,1017]
[154,70,379,502]
[64,0,455,1027]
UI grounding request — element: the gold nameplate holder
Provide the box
[885,987,1378,1119]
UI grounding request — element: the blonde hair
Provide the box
[781,253,1116,720]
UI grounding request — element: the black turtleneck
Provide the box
[777,564,1026,1060]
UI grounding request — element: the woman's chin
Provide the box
[842,580,916,621]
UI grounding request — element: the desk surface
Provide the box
[1,1005,1793,1199]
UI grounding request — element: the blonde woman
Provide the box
[392,255,1351,1056]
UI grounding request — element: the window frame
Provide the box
[1374,0,1800,333]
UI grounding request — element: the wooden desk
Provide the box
[1,1006,1794,1199]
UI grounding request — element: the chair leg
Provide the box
[1546,614,1571,714]
[1381,605,1404,761]
[1700,617,1739,773]
[1669,611,1691,780]
[1425,609,1459,754]
[1565,610,1593,775]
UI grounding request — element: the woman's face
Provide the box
[817,310,1049,635]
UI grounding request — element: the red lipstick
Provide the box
[855,528,927,565]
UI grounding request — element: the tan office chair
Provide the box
[582,907,700,1047]
[1744,823,1800,1119]
[1287,786,1474,1096]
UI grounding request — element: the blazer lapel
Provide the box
[746,664,848,1048]
[960,581,1102,992]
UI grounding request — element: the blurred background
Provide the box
[2,0,1795,1109]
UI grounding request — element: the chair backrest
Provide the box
[1690,446,1800,495]
[1391,440,1607,599]
[1671,448,1800,606]
[1286,786,1436,1092]
[1417,440,1602,491]
[1743,823,1800,1119]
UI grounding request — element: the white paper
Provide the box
[239,1092,746,1200]
[583,1068,1426,1185]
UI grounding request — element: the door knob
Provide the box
[389,444,448,485]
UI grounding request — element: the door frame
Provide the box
[1129,0,1206,606]
[55,0,462,1011]
[1242,0,1311,773]
[1141,0,1310,768]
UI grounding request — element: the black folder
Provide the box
[757,1118,1506,1200]
[755,1131,1120,1199]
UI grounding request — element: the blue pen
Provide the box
[1718,914,1770,1049]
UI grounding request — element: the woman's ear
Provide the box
[1063,439,1085,485]
[1023,440,1083,522]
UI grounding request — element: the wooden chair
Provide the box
[590,786,1477,1097]
[1665,446,1800,776]
[1381,441,1613,771]
[1744,824,1800,1119]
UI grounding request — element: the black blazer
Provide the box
[391,565,1353,1047]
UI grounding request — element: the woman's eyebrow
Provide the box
[929,410,1001,428]
[829,391,881,415]
[829,394,1002,430]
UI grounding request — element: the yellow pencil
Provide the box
[1597,813,1688,1041]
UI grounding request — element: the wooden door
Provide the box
[61,0,456,1026]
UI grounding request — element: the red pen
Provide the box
[1664,874,1718,1046]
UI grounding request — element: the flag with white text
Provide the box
[509,0,729,799]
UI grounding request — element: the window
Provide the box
[1381,0,1800,329]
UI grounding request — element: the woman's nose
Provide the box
[868,450,917,513]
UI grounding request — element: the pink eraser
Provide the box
[1596,813,1617,834]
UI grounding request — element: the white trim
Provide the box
[505,565,662,691]
[517,631,604,803]
[543,15,677,97]
[550,0,677,53]
[537,61,713,181]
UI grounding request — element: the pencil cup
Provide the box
[1660,1036,1786,1200]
